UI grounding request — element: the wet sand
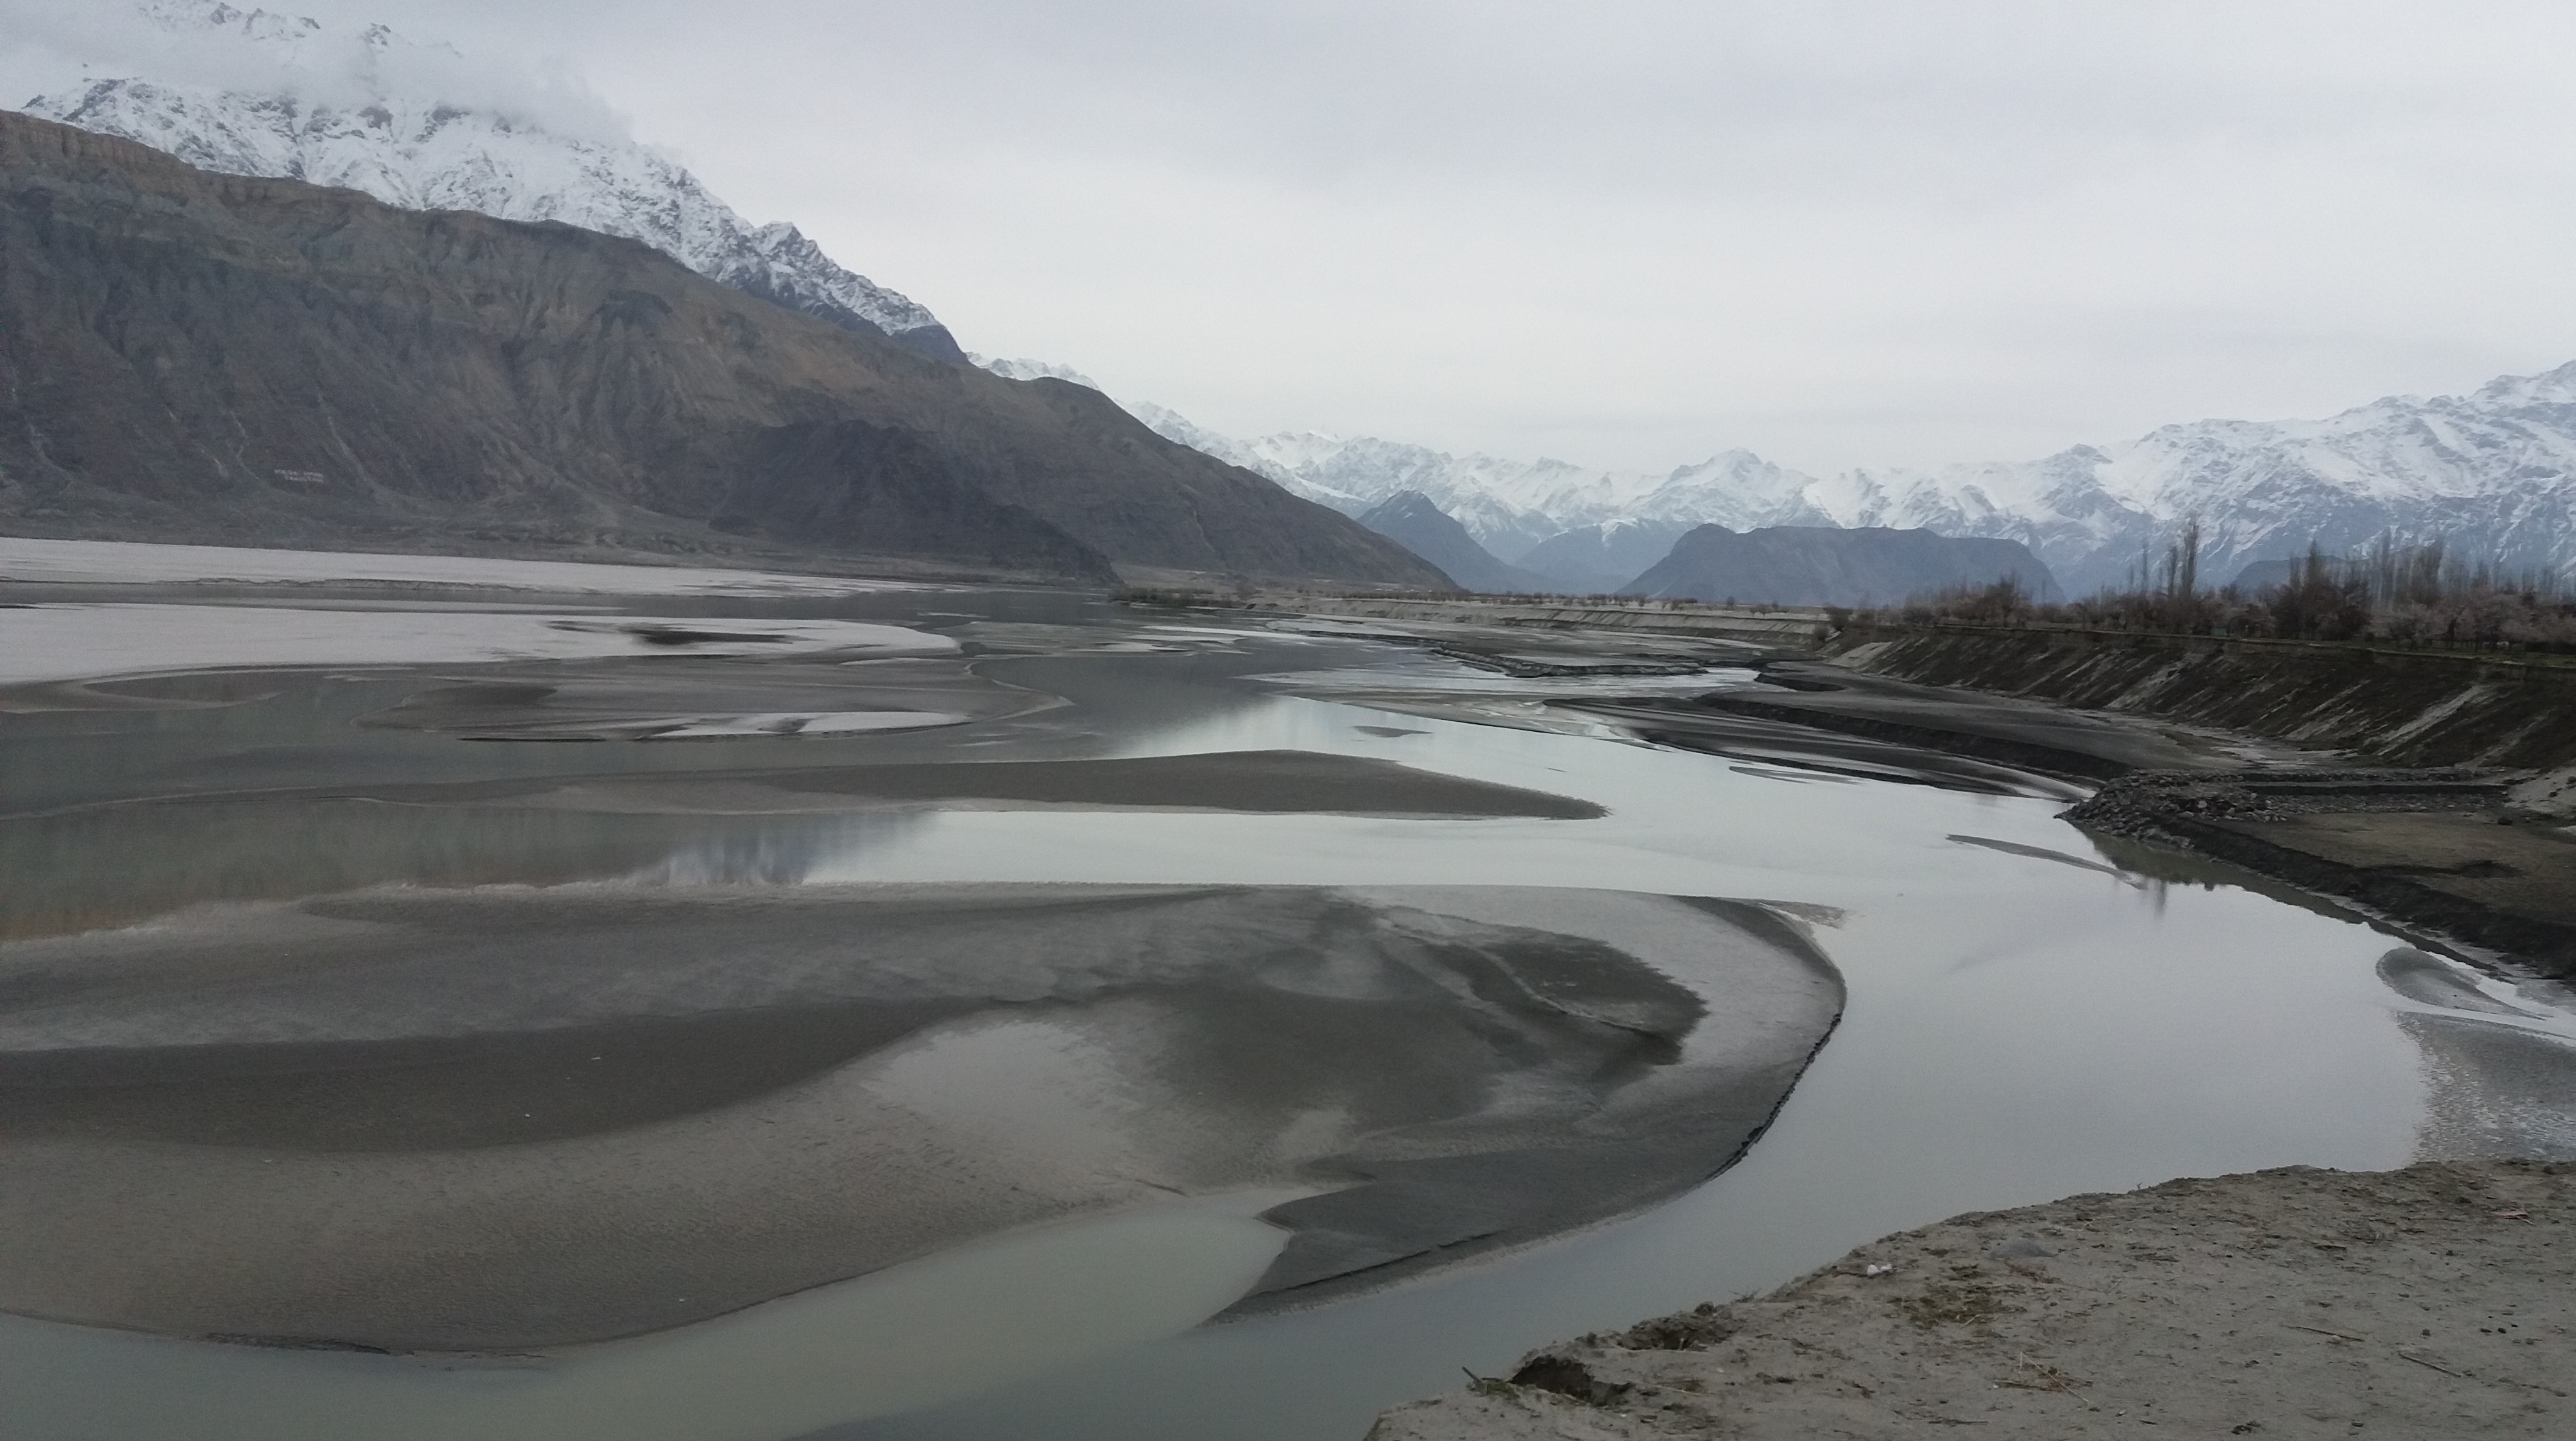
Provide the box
[0,884,1839,1351]
[2,749,1607,940]
[393,749,1609,819]
[1579,659,2273,780]
[1370,1159,2572,1440]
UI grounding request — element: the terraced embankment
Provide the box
[1830,625,2576,772]
[1816,626,2576,979]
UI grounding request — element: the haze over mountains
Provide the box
[1629,527,2062,609]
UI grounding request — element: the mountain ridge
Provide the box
[0,109,1444,589]
[1130,368,2576,596]
[22,1,969,362]
[1355,492,1544,594]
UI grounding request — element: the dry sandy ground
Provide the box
[0,536,915,594]
[1372,1160,2570,1440]
[0,604,956,688]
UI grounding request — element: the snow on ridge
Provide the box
[974,356,1106,389]
[23,1,951,348]
[1125,362,2576,592]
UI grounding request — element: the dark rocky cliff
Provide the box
[0,111,1443,587]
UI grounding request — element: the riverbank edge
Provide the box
[1244,592,2576,980]
[2064,773,2576,980]
[1367,1159,2573,1440]
[1247,595,2576,980]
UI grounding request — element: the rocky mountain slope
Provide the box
[1355,492,1543,594]
[1137,370,2576,598]
[1626,526,2063,607]
[0,112,1443,588]
[21,1,967,361]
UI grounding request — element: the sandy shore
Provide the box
[1372,1159,2571,1440]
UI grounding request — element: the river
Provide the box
[1,578,2568,1441]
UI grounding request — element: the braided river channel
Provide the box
[2,577,2570,1441]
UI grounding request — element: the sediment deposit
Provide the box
[0,883,1841,1350]
[1373,1160,2573,1440]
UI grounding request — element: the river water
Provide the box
[3,583,2570,1441]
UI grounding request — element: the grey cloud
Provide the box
[0,0,630,146]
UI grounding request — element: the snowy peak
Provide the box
[2468,358,2576,409]
[25,1,963,361]
[719,222,951,351]
[140,1,319,48]
[1134,360,2576,596]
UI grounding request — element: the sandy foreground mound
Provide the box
[1373,1160,2570,1440]
[0,883,1839,1350]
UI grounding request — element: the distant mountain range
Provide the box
[1627,527,2062,608]
[0,111,1441,588]
[23,1,967,361]
[1121,371,2576,597]
[1355,492,1543,594]
[1514,519,1695,595]
[33,3,2572,602]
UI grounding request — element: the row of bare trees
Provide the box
[1891,525,2576,653]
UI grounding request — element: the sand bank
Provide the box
[0,884,1839,1350]
[1372,1159,2571,1440]
[0,604,952,688]
[0,536,916,595]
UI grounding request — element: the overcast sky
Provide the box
[12,1,2576,474]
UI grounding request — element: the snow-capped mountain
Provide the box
[1132,363,2576,595]
[1812,361,2576,593]
[21,1,964,360]
[1120,406,1623,561]
[973,356,1104,387]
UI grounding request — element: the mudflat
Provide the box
[2215,812,2576,930]
[1372,1159,2572,1440]
[1600,660,2266,780]
[0,884,1841,1351]
[402,749,1610,819]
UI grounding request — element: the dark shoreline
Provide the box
[1588,658,2576,985]
[2067,771,2576,981]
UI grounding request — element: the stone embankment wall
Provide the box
[1832,625,2576,771]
